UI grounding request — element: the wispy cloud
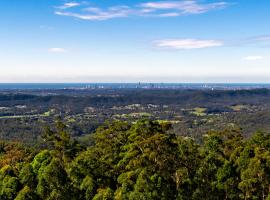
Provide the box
[55,1,229,21]
[57,2,80,10]
[236,34,270,47]
[252,35,270,42]
[243,56,264,61]
[154,39,224,49]
[55,6,132,21]
[48,48,67,53]
[140,1,228,15]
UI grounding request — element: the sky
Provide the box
[0,0,270,83]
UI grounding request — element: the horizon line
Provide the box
[1,82,270,84]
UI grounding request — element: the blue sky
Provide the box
[0,0,270,83]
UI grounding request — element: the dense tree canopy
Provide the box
[0,119,270,199]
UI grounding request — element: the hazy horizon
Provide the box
[1,0,270,82]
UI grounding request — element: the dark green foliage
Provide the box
[3,88,270,144]
[15,186,38,200]
[0,165,21,200]
[42,119,85,163]
[1,119,270,199]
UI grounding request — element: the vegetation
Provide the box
[2,88,270,144]
[1,119,270,199]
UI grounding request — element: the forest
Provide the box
[1,118,270,200]
[2,88,270,144]
[2,0,269,198]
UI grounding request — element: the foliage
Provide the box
[0,119,270,199]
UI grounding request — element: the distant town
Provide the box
[1,83,270,91]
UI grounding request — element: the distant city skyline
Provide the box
[0,0,270,83]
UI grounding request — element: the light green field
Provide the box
[0,110,52,119]
[191,107,207,116]
[230,104,249,111]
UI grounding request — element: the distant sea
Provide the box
[0,83,270,90]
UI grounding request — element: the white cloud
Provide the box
[58,2,80,10]
[140,1,228,14]
[55,6,132,20]
[243,56,264,61]
[54,0,229,21]
[48,48,67,53]
[155,39,223,49]
[158,12,180,17]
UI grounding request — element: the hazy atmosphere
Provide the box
[2,1,270,200]
[1,0,270,82]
